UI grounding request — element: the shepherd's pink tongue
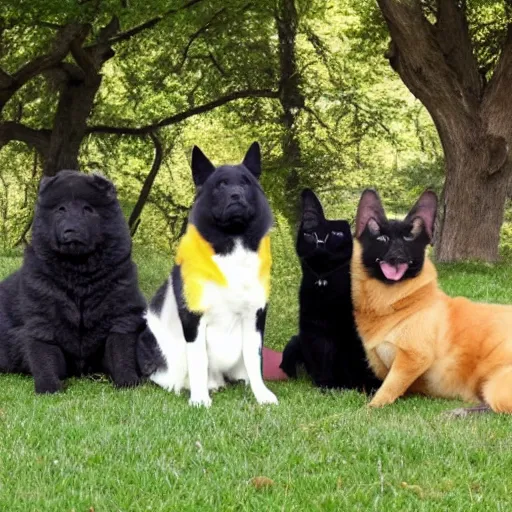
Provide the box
[379,261,408,281]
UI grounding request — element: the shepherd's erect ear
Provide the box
[355,189,387,239]
[191,146,215,187]
[404,189,438,243]
[242,142,261,179]
[301,188,324,231]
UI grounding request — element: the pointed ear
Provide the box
[39,175,57,194]
[355,189,387,239]
[301,188,324,231]
[191,146,215,187]
[91,172,117,200]
[242,142,261,179]
[404,189,438,243]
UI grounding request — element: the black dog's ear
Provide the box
[191,146,216,187]
[91,172,117,200]
[39,175,58,194]
[301,188,324,231]
[404,189,438,244]
[355,189,387,239]
[242,142,261,179]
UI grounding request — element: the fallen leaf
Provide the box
[249,476,274,489]
[401,481,424,498]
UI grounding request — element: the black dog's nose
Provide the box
[231,192,240,201]
[62,228,77,242]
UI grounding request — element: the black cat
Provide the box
[280,189,380,391]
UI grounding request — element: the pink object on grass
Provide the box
[262,347,289,381]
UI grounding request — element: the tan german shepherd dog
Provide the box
[351,189,512,413]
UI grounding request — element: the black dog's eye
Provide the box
[241,176,250,186]
[331,231,344,238]
[217,179,228,188]
[83,205,94,214]
[57,206,67,213]
[377,235,389,243]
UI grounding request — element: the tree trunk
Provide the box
[377,0,512,262]
[436,128,510,261]
[275,0,305,221]
[44,75,103,176]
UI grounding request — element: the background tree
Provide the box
[374,0,512,262]
[0,0,450,256]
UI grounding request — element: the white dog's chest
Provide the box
[201,244,266,374]
[201,243,267,315]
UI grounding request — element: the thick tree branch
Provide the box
[482,24,512,138]
[378,0,472,122]
[0,121,51,156]
[129,132,163,236]
[0,23,90,110]
[435,0,481,102]
[87,88,279,135]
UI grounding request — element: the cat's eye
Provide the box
[57,206,67,213]
[331,231,345,238]
[377,235,389,243]
[83,205,94,214]
[304,232,316,240]
[403,233,415,242]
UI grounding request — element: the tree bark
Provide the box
[44,73,104,176]
[378,0,512,262]
[275,0,305,221]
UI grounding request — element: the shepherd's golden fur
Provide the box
[351,241,512,412]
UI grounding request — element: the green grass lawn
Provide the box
[1,233,512,511]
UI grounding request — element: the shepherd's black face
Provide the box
[34,171,118,257]
[297,189,353,272]
[189,142,271,235]
[355,189,438,284]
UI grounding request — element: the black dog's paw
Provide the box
[112,369,141,389]
[34,378,62,394]
[280,335,301,378]
[136,326,166,377]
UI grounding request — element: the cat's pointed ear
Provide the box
[355,189,387,238]
[242,142,261,179]
[404,189,438,244]
[301,188,324,231]
[191,146,215,187]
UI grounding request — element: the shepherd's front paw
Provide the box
[368,391,396,408]
[189,395,212,408]
[255,388,278,405]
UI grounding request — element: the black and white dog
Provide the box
[140,143,278,407]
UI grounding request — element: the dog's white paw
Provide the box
[255,388,278,405]
[189,395,212,408]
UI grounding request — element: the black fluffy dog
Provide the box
[0,171,147,393]
[280,189,380,391]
